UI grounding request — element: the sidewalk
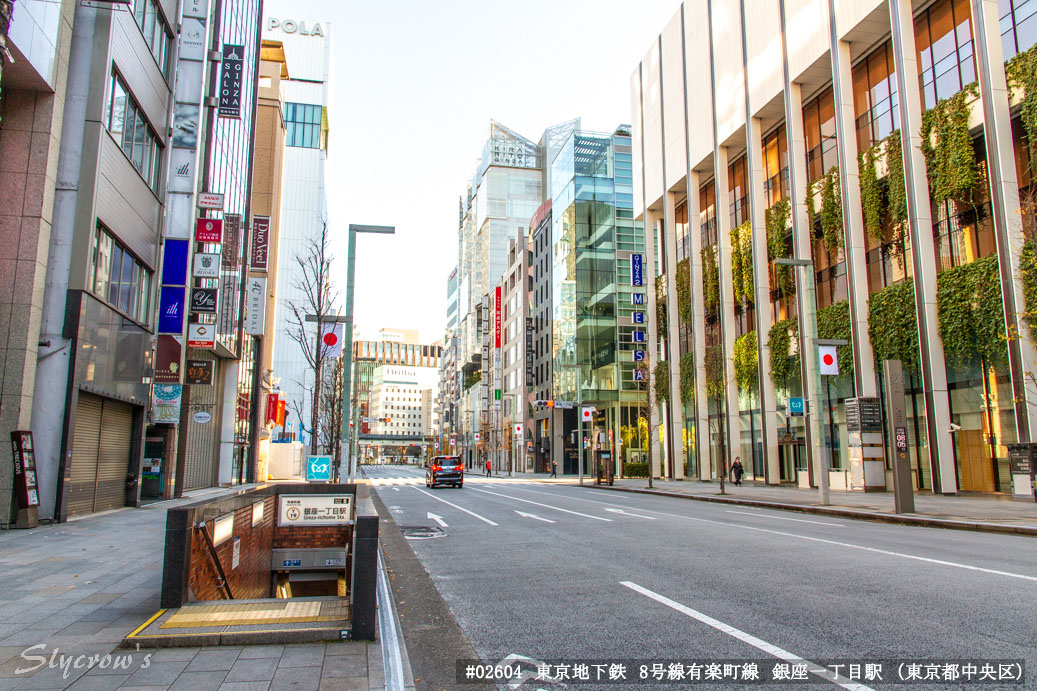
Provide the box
[0,486,389,690]
[586,475,1037,535]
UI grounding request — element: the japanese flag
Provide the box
[819,345,839,376]
[514,424,523,438]
[321,323,344,358]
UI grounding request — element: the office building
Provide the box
[262,8,332,448]
[634,0,1037,495]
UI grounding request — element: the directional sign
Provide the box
[515,510,555,523]
[427,512,448,528]
[306,455,332,481]
[633,350,646,362]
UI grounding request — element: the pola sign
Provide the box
[266,18,325,36]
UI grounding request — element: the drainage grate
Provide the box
[399,525,446,540]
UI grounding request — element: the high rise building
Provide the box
[261,9,332,448]
[634,0,1037,497]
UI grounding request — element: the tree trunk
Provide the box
[311,321,322,456]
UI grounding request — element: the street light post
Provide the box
[341,224,395,482]
[774,258,830,505]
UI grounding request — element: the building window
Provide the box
[131,0,172,75]
[915,0,977,110]
[1001,0,1037,58]
[803,88,838,183]
[88,224,152,325]
[852,42,899,152]
[285,103,323,148]
[104,72,162,191]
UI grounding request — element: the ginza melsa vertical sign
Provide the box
[219,45,244,119]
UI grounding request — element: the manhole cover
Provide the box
[400,525,446,540]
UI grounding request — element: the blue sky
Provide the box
[293,0,682,344]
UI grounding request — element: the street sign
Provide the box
[633,350,645,362]
[789,397,804,416]
[554,400,574,409]
[819,345,839,376]
[306,455,332,481]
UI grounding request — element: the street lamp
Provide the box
[773,257,831,506]
[342,224,395,482]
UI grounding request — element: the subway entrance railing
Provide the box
[124,483,378,647]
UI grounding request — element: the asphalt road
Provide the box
[364,465,1037,691]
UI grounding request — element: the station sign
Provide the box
[278,494,353,526]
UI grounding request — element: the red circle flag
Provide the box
[823,353,834,366]
[323,333,338,346]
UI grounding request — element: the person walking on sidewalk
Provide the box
[485,459,492,477]
[732,457,744,486]
[550,460,557,478]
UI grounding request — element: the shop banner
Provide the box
[185,359,214,385]
[158,286,186,334]
[154,335,183,383]
[222,213,241,269]
[245,277,266,335]
[218,44,244,119]
[188,323,215,348]
[161,239,189,285]
[152,385,183,424]
[250,216,270,271]
[190,287,218,313]
[193,252,221,277]
[196,218,222,243]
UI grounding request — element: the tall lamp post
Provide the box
[341,224,395,481]
[774,258,831,505]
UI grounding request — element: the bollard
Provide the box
[349,514,379,640]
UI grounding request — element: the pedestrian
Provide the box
[550,461,557,478]
[485,459,492,477]
[732,457,744,486]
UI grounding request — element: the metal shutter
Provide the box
[68,394,103,517]
[183,352,221,490]
[95,399,133,512]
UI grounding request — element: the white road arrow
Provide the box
[605,507,656,519]
[515,510,555,523]
[427,512,448,528]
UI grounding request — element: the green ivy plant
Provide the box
[859,145,883,242]
[766,198,794,298]
[920,82,981,206]
[733,330,758,394]
[654,360,669,403]
[676,257,691,326]
[679,352,695,403]
[655,274,667,334]
[730,221,754,305]
[1022,238,1037,340]
[767,316,800,392]
[1006,45,1037,180]
[702,245,720,318]
[820,166,844,256]
[868,279,919,371]
[936,254,1007,370]
[704,343,725,401]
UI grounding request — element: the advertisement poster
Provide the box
[152,385,183,424]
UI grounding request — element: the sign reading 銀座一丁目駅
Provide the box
[278,494,352,526]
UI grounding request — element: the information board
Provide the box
[278,494,353,526]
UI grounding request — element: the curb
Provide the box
[586,485,1037,537]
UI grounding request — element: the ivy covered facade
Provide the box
[633,0,1037,495]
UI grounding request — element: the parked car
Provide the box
[426,455,464,488]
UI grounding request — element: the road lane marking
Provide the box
[472,488,612,521]
[428,512,448,527]
[515,510,555,523]
[621,582,875,691]
[605,507,656,519]
[511,487,1037,582]
[726,510,844,527]
[412,487,499,526]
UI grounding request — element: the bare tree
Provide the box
[285,222,340,455]
[287,395,307,442]
[318,356,344,462]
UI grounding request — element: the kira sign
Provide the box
[196,218,222,243]
[185,359,214,386]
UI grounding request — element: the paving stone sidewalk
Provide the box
[0,488,385,690]
[587,475,1037,531]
